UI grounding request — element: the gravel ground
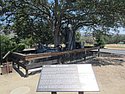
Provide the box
[0,56,125,94]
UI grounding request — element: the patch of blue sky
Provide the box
[0,17,6,26]
[109,27,125,34]
[48,0,54,3]
[0,14,6,21]
[80,26,125,35]
[115,27,125,34]
[0,13,15,26]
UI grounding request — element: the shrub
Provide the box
[94,30,108,48]
[0,35,25,62]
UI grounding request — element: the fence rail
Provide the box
[11,47,100,77]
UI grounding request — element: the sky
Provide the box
[118,27,125,34]
[110,27,125,34]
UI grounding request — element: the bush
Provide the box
[96,37,105,48]
[94,30,108,48]
[0,35,25,61]
[12,43,26,52]
[20,37,34,48]
[0,35,16,54]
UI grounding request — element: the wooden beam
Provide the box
[51,92,57,94]
[25,47,98,60]
[11,47,99,61]
[12,52,26,60]
[78,91,84,94]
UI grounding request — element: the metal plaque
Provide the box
[37,64,99,92]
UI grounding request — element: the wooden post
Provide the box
[6,62,9,73]
[0,65,7,75]
[98,47,100,57]
[17,64,20,69]
[8,62,13,73]
[25,69,28,77]
[84,50,86,61]
[61,55,64,64]
[12,61,14,67]
[78,91,84,94]
[51,92,57,94]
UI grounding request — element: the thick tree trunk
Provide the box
[53,0,77,49]
[68,29,73,50]
[67,27,76,50]
[54,0,61,47]
[54,25,60,47]
[63,27,76,50]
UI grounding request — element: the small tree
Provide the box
[0,35,25,63]
[20,37,34,48]
[96,36,106,48]
[94,30,108,48]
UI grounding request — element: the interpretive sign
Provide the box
[37,64,99,94]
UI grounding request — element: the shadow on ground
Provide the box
[13,66,41,77]
[85,57,125,66]
[13,66,25,77]
[13,55,125,77]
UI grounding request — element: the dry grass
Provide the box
[105,44,125,49]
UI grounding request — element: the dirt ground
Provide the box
[0,56,125,94]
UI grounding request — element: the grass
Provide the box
[105,44,125,49]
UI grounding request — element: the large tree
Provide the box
[1,0,125,50]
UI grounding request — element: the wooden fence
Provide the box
[11,47,100,77]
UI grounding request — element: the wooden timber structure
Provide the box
[11,47,100,77]
[0,51,13,75]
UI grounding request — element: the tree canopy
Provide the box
[1,0,125,50]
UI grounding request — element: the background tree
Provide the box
[107,34,125,44]
[93,30,109,48]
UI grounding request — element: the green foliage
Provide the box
[75,32,81,42]
[107,34,125,44]
[81,36,95,44]
[15,43,25,52]
[94,30,109,48]
[80,31,95,45]
[96,37,106,48]
[1,0,125,50]
[20,37,34,48]
[0,35,16,54]
[0,35,25,60]
[11,3,53,45]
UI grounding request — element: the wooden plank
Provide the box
[12,52,26,60]
[78,92,84,94]
[26,62,43,70]
[29,67,42,72]
[25,47,99,61]
[3,51,11,60]
[51,92,57,94]
[11,58,27,70]
[10,47,99,77]
[11,47,99,62]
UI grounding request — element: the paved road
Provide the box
[100,49,125,55]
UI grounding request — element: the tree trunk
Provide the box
[54,0,60,47]
[54,25,60,47]
[67,27,76,50]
